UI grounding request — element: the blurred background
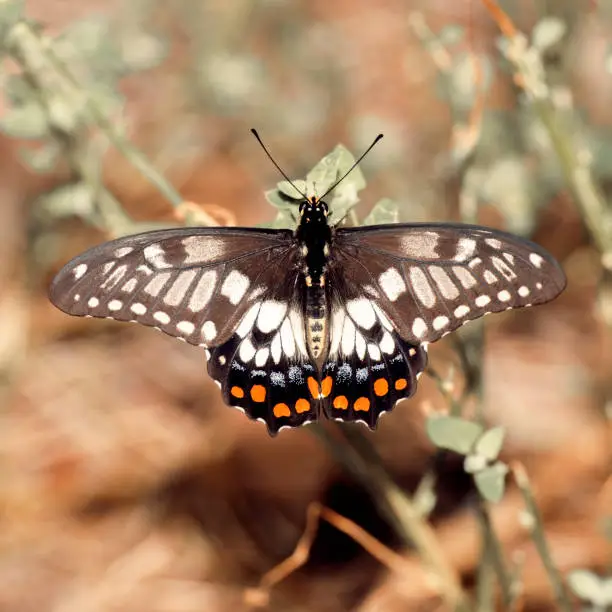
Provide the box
[0,0,610,610]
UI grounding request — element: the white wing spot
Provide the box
[379,332,394,354]
[483,270,498,284]
[188,270,217,312]
[202,321,217,342]
[101,265,128,290]
[280,318,296,358]
[103,261,116,275]
[475,295,491,307]
[255,348,270,367]
[468,257,483,269]
[114,247,133,258]
[409,267,436,308]
[455,238,476,262]
[355,331,367,359]
[122,278,138,293]
[130,303,147,315]
[165,270,198,306]
[144,272,171,297]
[454,304,470,318]
[378,267,406,302]
[485,238,502,249]
[153,311,170,325]
[239,338,256,362]
[367,343,382,361]
[518,286,530,297]
[73,263,88,279]
[429,266,459,299]
[497,290,512,302]
[143,243,172,269]
[503,252,515,265]
[453,266,477,289]
[346,298,377,329]
[412,317,427,338]
[271,333,282,364]
[341,317,356,355]
[236,303,260,338]
[177,320,195,335]
[256,300,288,333]
[529,253,544,268]
[108,299,122,311]
[433,315,449,330]
[74,294,80,301]
[372,303,394,331]
[87,297,99,308]
[221,270,250,305]
[492,257,517,281]
[218,355,226,365]
[536,282,543,290]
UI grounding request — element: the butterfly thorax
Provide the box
[296,197,332,363]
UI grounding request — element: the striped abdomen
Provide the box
[305,282,327,361]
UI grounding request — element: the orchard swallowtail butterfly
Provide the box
[49,135,566,435]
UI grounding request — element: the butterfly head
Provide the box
[299,196,329,224]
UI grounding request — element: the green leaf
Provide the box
[473,462,508,503]
[474,426,505,461]
[362,198,399,226]
[426,415,484,455]
[531,17,566,51]
[259,208,296,230]
[264,188,300,211]
[36,182,95,218]
[18,142,61,173]
[0,0,23,29]
[464,454,488,474]
[437,24,465,47]
[306,144,366,224]
[277,180,306,200]
[0,103,49,139]
[567,570,612,606]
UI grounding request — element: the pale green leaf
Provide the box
[363,198,399,226]
[36,182,95,218]
[259,208,296,230]
[464,454,488,474]
[473,462,508,503]
[474,426,506,461]
[18,143,61,173]
[426,415,484,455]
[567,570,612,606]
[277,180,306,200]
[531,17,567,51]
[0,103,49,139]
[438,24,465,47]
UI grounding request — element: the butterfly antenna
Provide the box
[319,133,384,201]
[251,128,307,200]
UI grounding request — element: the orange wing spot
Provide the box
[395,378,408,391]
[321,376,333,398]
[273,403,291,418]
[295,398,310,413]
[250,384,266,402]
[307,376,320,399]
[333,395,348,410]
[354,397,370,412]
[230,386,245,399]
[374,378,389,397]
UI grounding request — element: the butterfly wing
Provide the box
[49,227,296,348]
[320,263,428,428]
[333,223,566,345]
[49,226,319,435]
[206,279,319,435]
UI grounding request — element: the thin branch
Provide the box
[481,0,612,262]
[511,462,574,612]
[5,19,218,230]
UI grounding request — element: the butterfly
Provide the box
[48,136,566,436]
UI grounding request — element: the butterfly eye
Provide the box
[299,201,307,214]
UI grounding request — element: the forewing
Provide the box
[49,227,296,348]
[333,223,566,344]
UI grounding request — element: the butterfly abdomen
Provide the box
[305,283,328,360]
